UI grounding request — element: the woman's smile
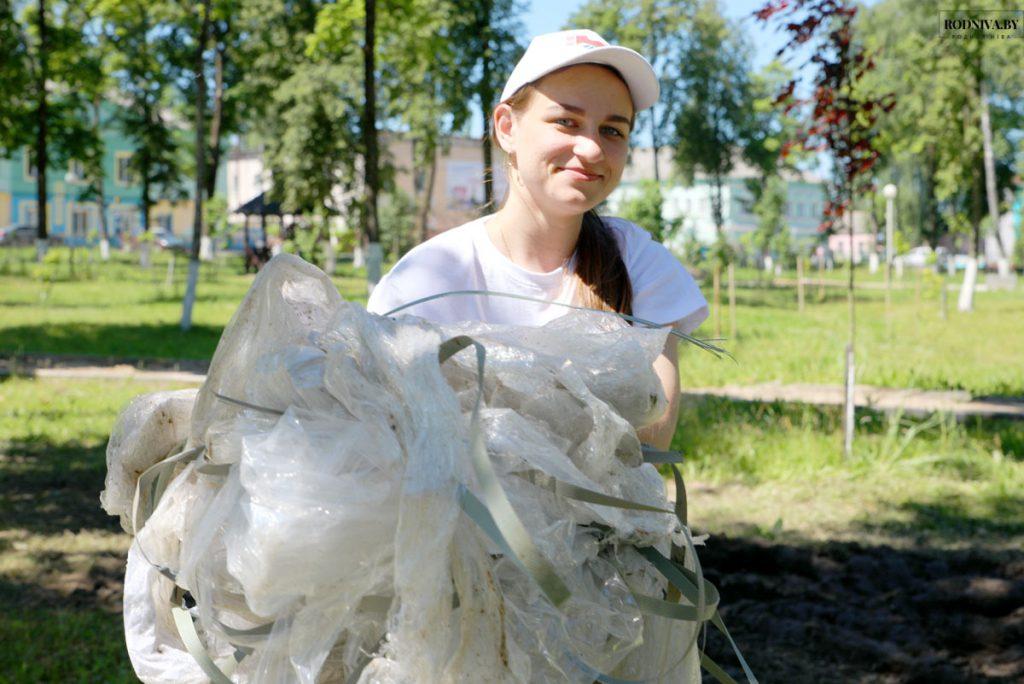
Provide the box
[558,166,603,181]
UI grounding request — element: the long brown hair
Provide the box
[493,65,634,316]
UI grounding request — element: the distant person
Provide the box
[368,29,708,453]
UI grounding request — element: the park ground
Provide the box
[1,247,1023,681]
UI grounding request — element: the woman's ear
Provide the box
[493,103,516,155]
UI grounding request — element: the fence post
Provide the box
[797,257,805,312]
[728,262,736,339]
[713,263,722,339]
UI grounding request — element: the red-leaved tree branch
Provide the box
[755,0,895,234]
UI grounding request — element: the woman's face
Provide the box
[497,64,634,218]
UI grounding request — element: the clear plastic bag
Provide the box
[105,253,696,683]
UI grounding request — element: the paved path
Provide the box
[682,383,1024,420]
[4,354,1022,420]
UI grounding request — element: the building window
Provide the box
[71,204,92,237]
[19,201,39,226]
[23,148,37,181]
[115,153,135,186]
[155,214,172,232]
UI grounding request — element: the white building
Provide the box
[610,146,828,249]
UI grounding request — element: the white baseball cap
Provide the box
[500,29,660,112]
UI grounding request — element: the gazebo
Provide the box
[233,192,285,249]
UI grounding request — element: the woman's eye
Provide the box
[554,118,575,127]
[602,126,626,138]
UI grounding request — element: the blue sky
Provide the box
[465,1,806,138]
[524,0,797,72]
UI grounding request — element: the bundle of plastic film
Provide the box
[441,310,670,429]
[104,254,717,684]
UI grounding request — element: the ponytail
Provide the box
[573,210,633,316]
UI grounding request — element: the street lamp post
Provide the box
[882,183,898,331]
[883,183,897,266]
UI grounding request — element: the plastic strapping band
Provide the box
[388,290,729,358]
[520,470,674,514]
[639,546,757,684]
[641,445,685,464]
[131,446,205,536]
[441,335,571,607]
[213,392,285,416]
[171,591,240,684]
[700,652,739,684]
[672,464,688,526]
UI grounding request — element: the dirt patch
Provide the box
[697,535,1024,683]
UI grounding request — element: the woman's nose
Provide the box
[572,132,604,162]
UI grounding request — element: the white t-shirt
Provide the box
[366,214,709,334]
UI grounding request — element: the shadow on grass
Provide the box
[856,493,1024,543]
[0,322,224,360]
[695,533,1024,683]
[0,577,134,682]
[0,439,119,535]
[677,396,1024,460]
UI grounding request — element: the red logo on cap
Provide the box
[565,33,608,48]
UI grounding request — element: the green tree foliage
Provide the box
[566,0,691,181]
[449,0,525,209]
[745,173,789,261]
[615,180,676,243]
[3,0,102,244]
[858,0,1024,251]
[0,0,34,152]
[379,188,417,259]
[92,0,184,233]
[671,0,756,239]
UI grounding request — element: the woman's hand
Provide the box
[636,325,682,451]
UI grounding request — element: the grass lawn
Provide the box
[0,376,198,681]
[0,246,369,360]
[2,374,1021,680]
[673,397,1024,551]
[3,246,1022,396]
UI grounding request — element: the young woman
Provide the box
[367,29,708,450]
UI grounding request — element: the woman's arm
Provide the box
[636,327,681,451]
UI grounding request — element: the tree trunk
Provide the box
[92,99,110,261]
[979,81,1007,264]
[35,0,49,260]
[479,0,494,210]
[417,146,437,244]
[180,0,212,331]
[362,0,382,290]
[843,204,856,458]
[205,33,226,201]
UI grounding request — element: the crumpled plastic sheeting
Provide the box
[105,253,699,683]
[102,389,199,532]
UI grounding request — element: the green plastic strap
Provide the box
[132,446,205,536]
[171,604,239,684]
[213,392,285,416]
[641,445,685,464]
[442,336,571,607]
[639,546,757,684]
[710,611,758,684]
[196,462,232,476]
[520,470,674,515]
[631,590,716,622]
[386,290,729,358]
[701,652,739,684]
[671,464,687,527]
[636,547,716,619]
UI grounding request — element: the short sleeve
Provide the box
[366,271,406,315]
[609,218,709,334]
